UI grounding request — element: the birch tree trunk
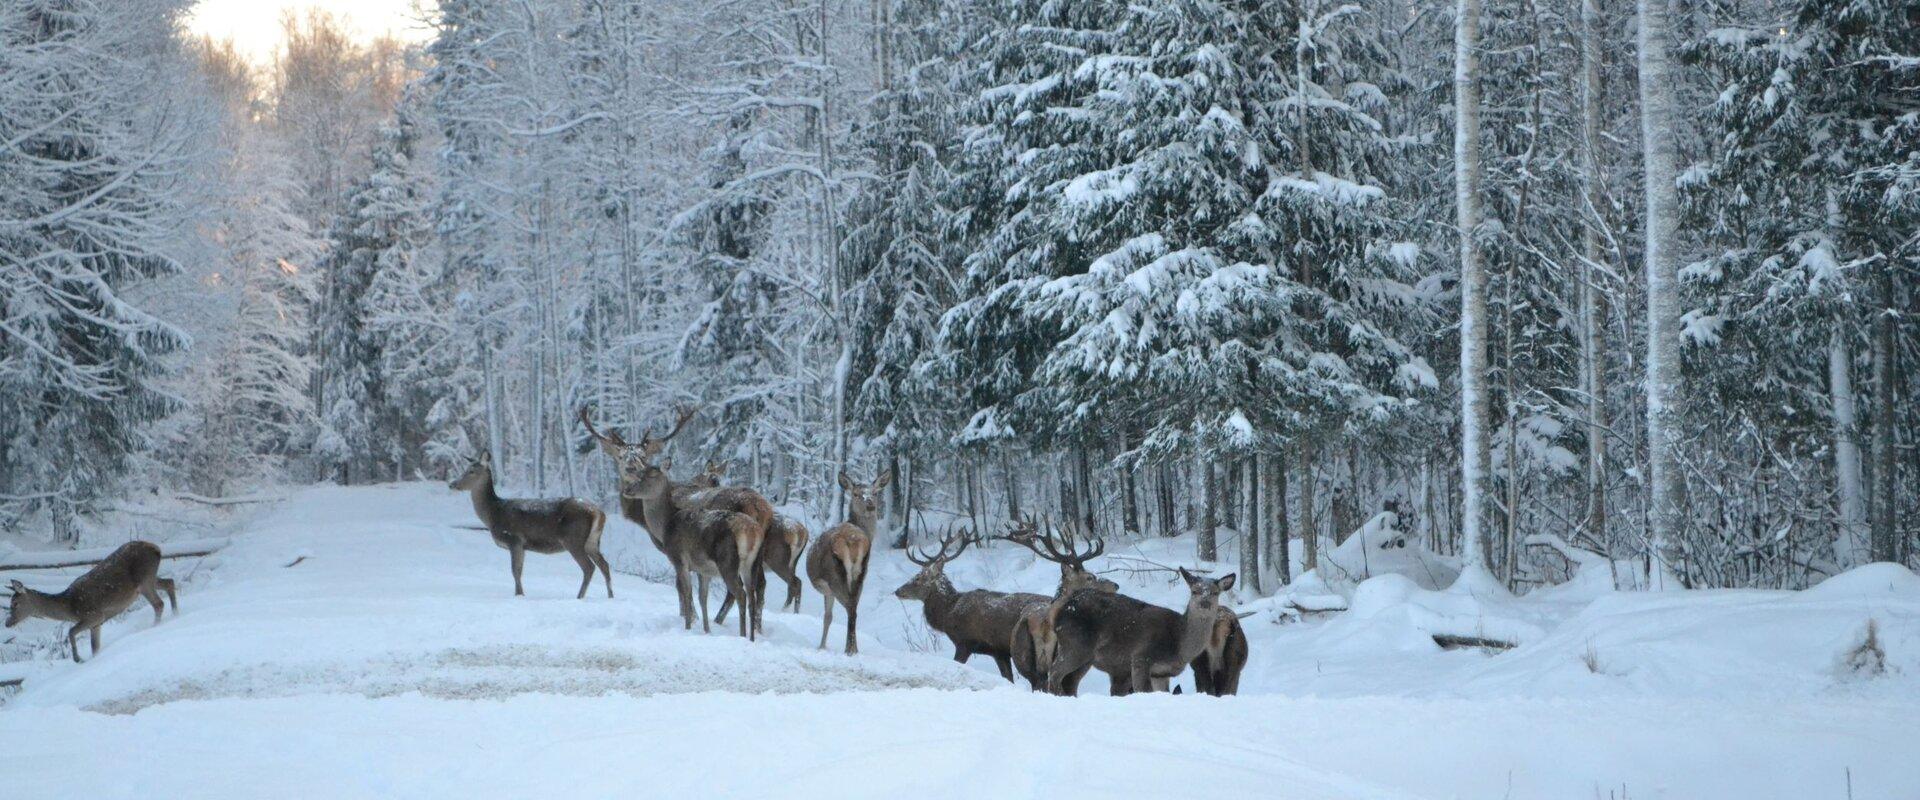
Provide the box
[1455,0,1494,579]
[1638,0,1686,585]
[1830,329,1868,566]
[1578,0,1609,549]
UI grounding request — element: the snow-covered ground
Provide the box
[3,483,1917,799]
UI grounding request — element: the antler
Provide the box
[999,514,1104,569]
[907,522,974,567]
[639,406,697,458]
[577,407,630,449]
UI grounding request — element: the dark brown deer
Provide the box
[1190,607,1248,696]
[1000,518,1118,692]
[619,455,765,639]
[6,541,177,662]
[450,454,611,599]
[894,525,1049,682]
[805,471,887,654]
[580,408,775,630]
[1048,567,1236,695]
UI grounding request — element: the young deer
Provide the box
[580,408,775,631]
[6,541,177,663]
[1190,607,1248,696]
[895,525,1049,682]
[1000,518,1119,692]
[717,513,809,624]
[805,471,886,654]
[1048,567,1236,696]
[450,454,611,599]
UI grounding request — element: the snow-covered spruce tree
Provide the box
[936,0,1433,571]
[0,0,199,536]
[315,117,425,483]
[1689,0,1920,569]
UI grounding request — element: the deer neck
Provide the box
[1176,601,1219,664]
[633,484,678,542]
[20,589,77,623]
[467,480,502,530]
[918,577,961,628]
[849,506,878,538]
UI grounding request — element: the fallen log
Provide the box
[0,537,230,572]
[1432,633,1517,652]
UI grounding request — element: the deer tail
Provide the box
[587,507,607,554]
[787,521,811,573]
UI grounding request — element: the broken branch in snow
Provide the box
[0,538,229,571]
[170,492,287,507]
[1433,633,1517,652]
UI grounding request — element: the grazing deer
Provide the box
[5,541,177,663]
[1048,567,1236,696]
[1000,518,1118,692]
[805,471,888,654]
[580,408,775,631]
[894,525,1049,681]
[450,454,612,599]
[1190,607,1248,696]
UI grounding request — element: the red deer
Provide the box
[580,408,775,631]
[451,455,611,599]
[894,525,1048,682]
[1190,607,1248,696]
[694,460,811,624]
[1048,567,1236,695]
[619,454,765,640]
[805,471,886,654]
[6,541,177,662]
[1000,518,1118,692]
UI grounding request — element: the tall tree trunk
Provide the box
[1000,449,1020,521]
[1830,329,1868,566]
[1639,0,1686,586]
[1301,443,1320,574]
[1272,452,1291,584]
[1455,0,1494,580]
[1200,460,1219,562]
[1869,270,1898,562]
[1121,434,1140,535]
[1241,456,1262,594]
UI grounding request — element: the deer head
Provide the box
[1001,516,1116,594]
[894,524,972,601]
[693,460,727,489]
[1178,567,1236,616]
[580,407,695,494]
[449,453,492,492]
[839,469,891,532]
[5,580,29,627]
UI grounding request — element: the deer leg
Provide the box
[1150,675,1170,693]
[714,591,735,625]
[569,547,595,600]
[591,553,613,598]
[784,575,803,613]
[142,585,164,625]
[67,625,84,663]
[818,597,834,650]
[1048,651,1089,696]
[952,644,972,664]
[509,544,526,596]
[1129,659,1154,694]
[89,626,102,660]
[696,575,713,633]
[844,599,858,655]
[158,578,177,615]
[675,569,695,630]
[1061,665,1089,697]
[993,654,1014,682]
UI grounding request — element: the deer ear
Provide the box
[661,456,674,471]
[838,471,855,491]
[1215,573,1237,592]
[873,470,893,491]
[7,580,24,593]
[1177,566,1194,583]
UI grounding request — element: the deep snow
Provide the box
[2,482,1916,799]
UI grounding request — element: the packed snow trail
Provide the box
[2,484,1917,799]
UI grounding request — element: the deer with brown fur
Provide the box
[805,471,887,654]
[580,408,775,632]
[6,541,177,663]
[1000,517,1118,693]
[1190,607,1249,696]
[1047,567,1236,696]
[697,459,810,625]
[450,453,611,599]
[894,524,1049,682]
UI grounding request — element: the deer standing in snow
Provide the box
[6,541,177,662]
[450,454,611,599]
[806,471,886,654]
[894,524,1050,681]
[1048,567,1236,695]
[1000,518,1118,693]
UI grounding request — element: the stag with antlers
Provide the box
[579,407,769,638]
[1047,567,1236,695]
[1000,516,1119,693]
[894,524,1049,681]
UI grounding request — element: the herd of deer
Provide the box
[4,405,1246,696]
[455,405,1247,696]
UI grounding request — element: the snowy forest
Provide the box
[4,0,1918,591]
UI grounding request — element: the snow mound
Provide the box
[1803,562,1920,599]
[1283,512,1459,612]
